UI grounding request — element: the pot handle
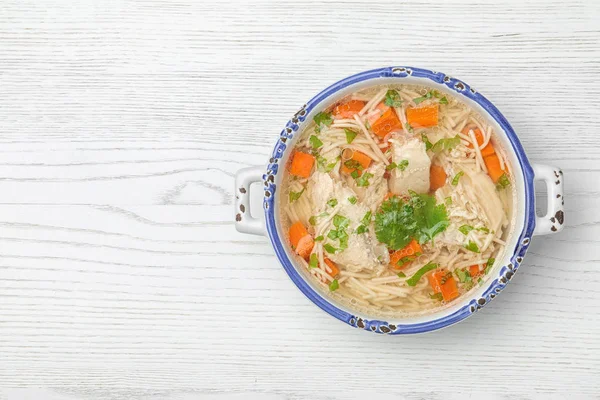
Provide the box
[532,164,564,236]
[234,166,267,236]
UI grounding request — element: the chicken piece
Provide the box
[388,137,431,195]
[464,170,506,230]
[308,171,335,212]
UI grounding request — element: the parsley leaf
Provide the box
[430,292,444,301]
[308,216,317,226]
[309,253,318,269]
[356,225,368,234]
[445,196,452,205]
[323,244,338,254]
[309,135,323,149]
[397,271,406,278]
[327,229,339,240]
[465,241,480,253]
[289,188,305,203]
[348,196,357,205]
[413,91,433,105]
[384,89,403,107]
[421,133,433,150]
[431,135,460,153]
[386,162,397,171]
[327,198,338,208]
[344,128,358,144]
[329,279,339,291]
[313,111,333,133]
[355,172,374,187]
[316,155,338,172]
[439,96,449,105]
[451,171,464,186]
[405,123,414,133]
[314,235,324,242]
[455,268,470,283]
[485,258,495,274]
[350,170,359,179]
[459,225,474,235]
[361,211,372,226]
[344,159,363,170]
[406,263,438,286]
[374,194,449,250]
[496,173,511,189]
[398,159,409,171]
[333,214,350,229]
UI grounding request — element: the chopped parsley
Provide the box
[308,216,317,226]
[361,211,372,226]
[344,159,363,170]
[374,193,449,250]
[308,253,318,269]
[327,229,339,240]
[314,235,324,242]
[385,160,409,172]
[329,279,339,291]
[396,271,406,278]
[414,90,447,105]
[497,173,511,189]
[396,252,422,268]
[365,120,371,130]
[465,240,480,253]
[405,123,414,133]
[439,96,449,105]
[317,155,338,172]
[445,196,452,205]
[333,214,350,229]
[455,268,472,283]
[348,196,357,204]
[384,89,403,107]
[344,128,358,144]
[429,292,444,301]
[350,170,359,179]
[355,172,374,187]
[309,135,323,149]
[421,133,433,151]
[406,263,438,286]
[289,188,305,203]
[313,111,333,133]
[485,257,495,274]
[323,244,338,254]
[478,227,490,233]
[459,224,474,235]
[431,135,460,153]
[355,225,368,234]
[451,171,464,186]
[327,198,338,208]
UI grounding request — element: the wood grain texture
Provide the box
[0,0,599,398]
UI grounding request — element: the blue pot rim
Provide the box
[262,66,535,334]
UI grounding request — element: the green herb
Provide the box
[451,171,464,186]
[327,230,339,240]
[478,227,490,233]
[439,96,449,105]
[356,224,368,234]
[478,278,483,285]
[496,173,511,189]
[309,253,318,269]
[350,170,359,179]
[405,123,414,133]
[355,172,374,187]
[323,244,338,254]
[365,120,371,130]
[421,133,433,151]
[455,268,471,283]
[406,263,438,286]
[413,91,433,105]
[309,135,323,149]
[429,292,444,301]
[313,111,333,133]
[289,188,305,203]
[398,159,409,171]
[445,196,452,205]
[308,216,317,226]
[337,230,349,250]
[414,90,447,105]
[396,253,421,268]
[465,240,480,253]
[344,159,363,170]
[396,272,406,278]
[348,196,357,205]
[314,235,324,242]
[333,214,350,229]
[374,194,449,250]
[327,198,338,208]
[459,225,474,235]
[344,128,358,144]
[329,279,339,291]
[431,135,460,153]
[361,211,372,226]
[485,258,495,274]
[386,162,397,171]
[384,89,403,107]
[317,155,338,172]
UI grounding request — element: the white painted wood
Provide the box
[0,0,599,398]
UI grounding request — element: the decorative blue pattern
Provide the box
[262,66,536,334]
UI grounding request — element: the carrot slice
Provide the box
[340,150,372,177]
[428,269,459,301]
[483,153,505,183]
[289,222,309,249]
[463,127,495,157]
[430,165,447,192]
[334,100,366,119]
[296,235,314,260]
[390,239,423,270]
[324,258,340,278]
[289,151,315,178]
[371,107,403,138]
[469,265,481,278]
[406,104,438,128]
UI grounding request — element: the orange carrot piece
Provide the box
[340,150,372,177]
[469,265,481,278]
[289,151,315,178]
[430,165,447,192]
[324,258,340,278]
[296,235,314,260]
[334,100,366,119]
[406,104,438,128]
[383,192,395,201]
[289,222,309,249]
[390,239,423,269]
[463,127,495,157]
[428,269,459,301]
[371,107,403,138]
[483,153,505,183]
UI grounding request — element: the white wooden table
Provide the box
[1,1,599,398]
